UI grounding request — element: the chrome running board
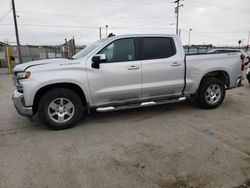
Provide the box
[96,96,186,112]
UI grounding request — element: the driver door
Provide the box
[87,38,142,106]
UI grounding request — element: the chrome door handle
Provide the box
[127,65,140,70]
[171,62,181,67]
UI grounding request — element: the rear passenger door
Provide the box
[141,37,185,98]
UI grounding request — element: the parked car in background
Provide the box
[245,50,250,58]
[12,34,244,130]
[245,53,250,83]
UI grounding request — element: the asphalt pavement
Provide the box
[0,68,250,188]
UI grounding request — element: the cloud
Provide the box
[0,0,249,46]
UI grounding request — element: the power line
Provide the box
[1,23,248,34]
[192,30,249,34]
[0,8,12,22]
[19,24,101,29]
[17,10,174,19]
[0,23,175,30]
[133,17,175,27]
[98,0,170,4]
[184,1,250,12]
[185,1,219,9]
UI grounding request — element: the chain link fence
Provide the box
[0,44,84,68]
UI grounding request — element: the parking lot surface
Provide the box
[0,68,250,188]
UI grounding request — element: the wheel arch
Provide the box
[33,83,87,115]
[199,70,230,90]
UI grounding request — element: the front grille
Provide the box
[12,74,18,87]
[12,72,23,93]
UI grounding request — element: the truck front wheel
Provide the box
[38,88,84,130]
[196,77,225,109]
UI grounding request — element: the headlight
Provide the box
[16,71,31,79]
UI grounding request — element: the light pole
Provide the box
[188,28,192,52]
[99,27,102,39]
[105,25,108,37]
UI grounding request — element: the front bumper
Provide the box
[12,90,33,117]
[236,77,244,87]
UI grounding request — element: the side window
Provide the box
[99,38,136,63]
[141,37,176,60]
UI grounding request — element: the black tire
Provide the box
[246,73,250,84]
[196,77,226,109]
[38,88,84,130]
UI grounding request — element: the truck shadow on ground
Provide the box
[0,98,198,134]
[5,95,239,132]
[79,97,199,125]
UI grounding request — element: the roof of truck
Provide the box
[107,34,177,39]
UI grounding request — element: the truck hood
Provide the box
[13,58,78,72]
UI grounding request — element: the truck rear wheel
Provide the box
[38,88,84,130]
[196,77,225,109]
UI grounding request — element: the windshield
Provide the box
[72,39,106,59]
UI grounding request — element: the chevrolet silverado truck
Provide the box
[12,34,244,130]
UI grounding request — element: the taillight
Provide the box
[241,54,245,60]
[241,54,245,71]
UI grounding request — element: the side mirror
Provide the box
[91,54,106,69]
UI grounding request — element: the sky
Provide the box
[0,0,250,46]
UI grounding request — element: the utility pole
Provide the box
[99,27,102,39]
[11,0,22,63]
[64,38,68,58]
[174,0,183,36]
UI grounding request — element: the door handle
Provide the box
[171,62,181,67]
[127,65,140,70]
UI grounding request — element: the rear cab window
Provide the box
[141,37,176,60]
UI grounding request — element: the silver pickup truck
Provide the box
[12,34,244,130]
